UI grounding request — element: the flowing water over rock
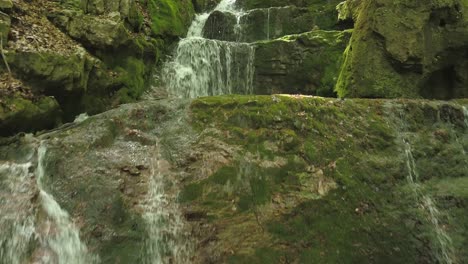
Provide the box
[0,142,97,264]
[35,143,98,264]
[0,161,36,264]
[142,142,192,264]
[403,139,455,264]
[162,0,255,98]
[463,106,468,128]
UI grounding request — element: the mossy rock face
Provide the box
[185,95,468,263]
[0,95,61,136]
[203,6,322,42]
[236,0,343,30]
[0,97,466,262]
[253,30,352,96]
[5,51,92,94]
[335,0,468,99]
[146,0,195,39]
[55,14,132,49]
[4,50,95,119]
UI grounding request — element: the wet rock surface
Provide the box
[253,30,351,97]
[1,96,467,263]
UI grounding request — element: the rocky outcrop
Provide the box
[203,6,320,42]
[336,0,468,99]
[236,0,343,29]
[0,0,196,136]
[254,30,351,96]
[1,96,466,262]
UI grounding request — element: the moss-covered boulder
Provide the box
[0,95,60,136]
[5,50,93,94]
[146,0,195,39]
[53,13,132,49]
[185,95,468,263]
[336,0,468,99]
[253,30,351,96]
[0,96,466,262]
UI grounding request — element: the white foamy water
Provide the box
[35,143,98,264]
[404,141,455,264]
[162,0,255,98]
[163,38,255,98]
[0,162,37,264]
[142,144,191,264]
[0,143,98,264]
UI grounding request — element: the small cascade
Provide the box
[0,143,97,263]
[403,141,455,264]
[0,162,36,264]
[35,143,98,264]
[142,143,191,264]
[266,8,270,40]
[162,0,255,98]
[463,106,468,128]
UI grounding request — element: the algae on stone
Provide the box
[254,30,351,96]
[335,0,468,99]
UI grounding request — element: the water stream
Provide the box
[162,0,255,98]
[463,106,468,128]
[0,162,36,264]
[35,143,97,264]
[142,143,192,264]
[403,140,455,264]
[0,143,97,264]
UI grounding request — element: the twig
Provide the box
[0,36,12,81]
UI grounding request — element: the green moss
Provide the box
[178,182,203,203]
[147,0,194,38]
[185,96,467,262]
[210,166,238,185]
[228,247,283,264]
[0,96,61,136]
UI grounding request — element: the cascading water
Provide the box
[35,143,98,264]
[0,142,97,264]
[463,106,468,128]
[142,143,191,264]
[162,0,255,98]
[266,8,270,40]
[0,161,36,264]
[403,141,455,264]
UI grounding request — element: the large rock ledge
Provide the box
[253,30,352,96]
[1,96,467,263]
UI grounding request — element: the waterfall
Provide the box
[142,143,191,264]
[0,143,97,263]
[403,141,455,264]
[0,162,36,264]
[162,0,255,98]
[35,143,98,264]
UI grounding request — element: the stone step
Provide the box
[203,6,328,43]
[252,29,352,96]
